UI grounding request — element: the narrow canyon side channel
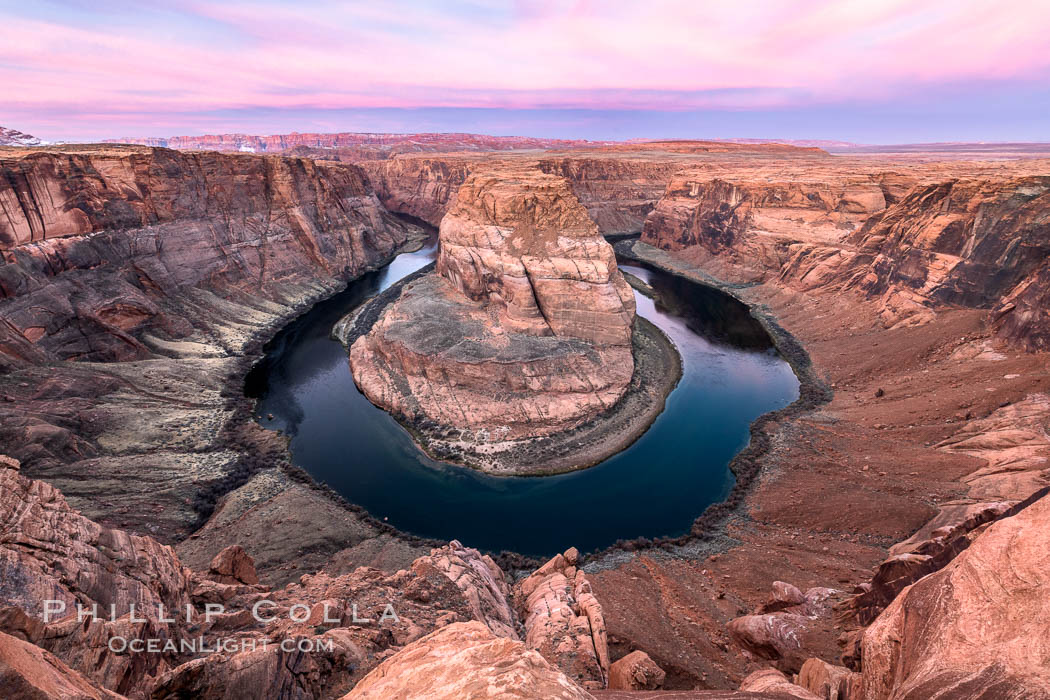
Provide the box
[245,236,799,556]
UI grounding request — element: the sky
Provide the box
[2,0,1049,143]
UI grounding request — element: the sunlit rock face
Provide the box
[436,166,636,345]
[350,165,636,441]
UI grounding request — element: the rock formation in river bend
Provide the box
[350,165,636,441]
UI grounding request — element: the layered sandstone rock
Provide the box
[0,630,121,700]
[206,545,259,586]
[435,166,635,344]
[0,145,411,365]
[343,621,595,700]
[795,658,857,700]
[365,151,689,235]
[536,156,685,235]
[727,583,840,674]
[852,493,1050,699]
[608,650,666,691]
[935,393,1050,502]
[0,456,192,625]
[640,162,1050,348]
[845,176,1050,330]
[0,144,417,559]
[360,156,474,225]
[0,456,193,693]
[993,257,1050,351]
[643,170,897,259]
[415,540,518,639]
[513,548,610,689]
[350,166,636,443]
[739,668,821,699]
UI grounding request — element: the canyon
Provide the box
[0,135,1048,698]
[346,164,651,471]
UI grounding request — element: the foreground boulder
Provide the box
[739,668,821,699]
[795,658,856,700]
[206,545,259,586]
[415,540,518,638]
[514,547,610,689]
[727,583,840,673]
[854,493,1050,698]
[0,630,122,700]
[607,650,665,690]
[350,165,636,444]
[342,621,594,699]
[0,456,193,693]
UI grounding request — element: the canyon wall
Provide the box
[845,176,1050,338]
[536,156,686,235]
[364,152,691,236]
[0,145,412,366]
[360,156,473,225]
[641,161,1050,347]
[0,145,419,551]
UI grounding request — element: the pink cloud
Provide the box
[2,0,1048,138]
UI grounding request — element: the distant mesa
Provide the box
[0,126,46,147]
[102,131,615,156]
[101,130,836,158]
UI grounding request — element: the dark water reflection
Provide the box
[245,243,799,556]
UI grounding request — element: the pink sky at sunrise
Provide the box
[2,0,1049,142]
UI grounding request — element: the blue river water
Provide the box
[245,240,799,556]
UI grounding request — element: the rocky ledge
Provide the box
[347,165,679,473]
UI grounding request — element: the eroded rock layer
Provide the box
[0,145,410,365]
[0,144,418,557]
[350,165,636,443]
[853,494,1050,699]
[639,160,1050,346]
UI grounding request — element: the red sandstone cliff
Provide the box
[640,161,1050,349]
[844,176,1050,338]
[0,145,412,365]
[364,152,689,235]
[0,144,418,551]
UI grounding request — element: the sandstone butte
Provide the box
[349,164,637,443]
[1,137,1050,698]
